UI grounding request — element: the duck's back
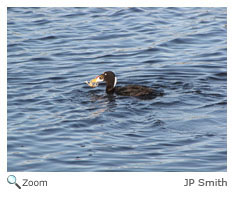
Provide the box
[115,85,155,98]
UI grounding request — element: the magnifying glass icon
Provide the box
[7,175,21,189]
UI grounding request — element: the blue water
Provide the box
[7,7,227,171]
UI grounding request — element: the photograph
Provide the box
[7,7,227,172]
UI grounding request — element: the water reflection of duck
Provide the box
[87,71,159,99]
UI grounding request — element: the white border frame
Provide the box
[1,1,232,197]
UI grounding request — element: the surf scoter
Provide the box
[86,71,159,99]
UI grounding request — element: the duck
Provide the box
[86,71,158,99]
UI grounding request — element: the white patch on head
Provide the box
[114,77,117,88]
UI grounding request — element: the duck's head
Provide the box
[86,71,117,93]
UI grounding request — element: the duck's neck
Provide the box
[106,85,115,94]
[105,77,117,94]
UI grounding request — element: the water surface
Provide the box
[8,7,227,171]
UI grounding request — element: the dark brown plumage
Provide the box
[115,85,154,97]
[95,71,157,99]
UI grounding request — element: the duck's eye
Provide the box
[99,76,103,80]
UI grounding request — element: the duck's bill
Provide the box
[85,74,104,88]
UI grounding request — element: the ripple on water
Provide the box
[7,7,226,172]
